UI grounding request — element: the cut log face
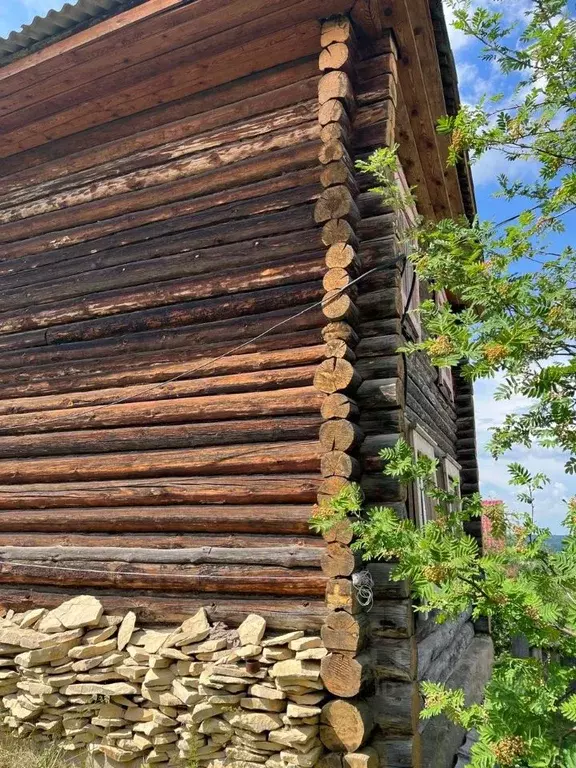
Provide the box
[320,699,374,752]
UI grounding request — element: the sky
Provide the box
[0,0,574,533]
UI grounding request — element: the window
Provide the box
[410,429,438,526]
[410,427,462,525]
[442,455,462,512]
[434,289,454,400]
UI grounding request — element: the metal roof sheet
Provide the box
[0,0,125,61]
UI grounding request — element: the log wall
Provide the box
[0,12,335,629]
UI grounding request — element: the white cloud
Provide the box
[473,376,574,533]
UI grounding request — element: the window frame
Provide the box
[410,427,439,527]
[434,288,455,400]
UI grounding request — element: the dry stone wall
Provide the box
[0,596,328,768]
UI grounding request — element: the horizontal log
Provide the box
[0,505,315,534]
[0,65,319,196]
[367,562,410,599]
[0,561,326,596]
[324,339,356,361]
[0,544,322,567]
[321,160,357,190]
[0,364,318,416]
[325,243,358,269]
[356,334,402,358]
[0,138,319,246]
[323,268,353,293]
[368,680,420,736]
[0,387,323,435]
[370,637,417,682]
[0,252,326,334]
[319,42,353,73]
[1,129,318,244]
[0,18,321,158]
[323,518,354,546]
[0,532,321,550]
[0,475,321,509]
[1,99,318,214]
[359,408,404,435]
[356,356,404,381]
[368,599,414,639]
[0,167,319,272]
[0,307,324,376]
[0,588,327,629]
[318,71,354,109]
[0,280,324,354]
[357,378,404,409]
[0,415,321,459]
[322,292,359,324]
[0,441,320,483]
[0,331,323,398]
[314,186,359,224]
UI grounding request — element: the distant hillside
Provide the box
[546,535,566,552]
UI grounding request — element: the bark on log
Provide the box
[0,504,314,534]
[0,561,326,596]
[0,387,323,435]
[0,475,320,509]
[0,545,322,566]
[0,588,327,630]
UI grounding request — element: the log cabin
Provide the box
[0,0,493,766]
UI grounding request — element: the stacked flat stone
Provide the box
[0,597,328,768]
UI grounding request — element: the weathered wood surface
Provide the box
[0,587,328,629]
[0,36,344,615]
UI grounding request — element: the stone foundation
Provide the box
[0,596,327,767]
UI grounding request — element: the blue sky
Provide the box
[1,1,574,532]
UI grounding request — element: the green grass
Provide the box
[0,733,75,768]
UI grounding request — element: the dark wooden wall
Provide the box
[0,8,342,630]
